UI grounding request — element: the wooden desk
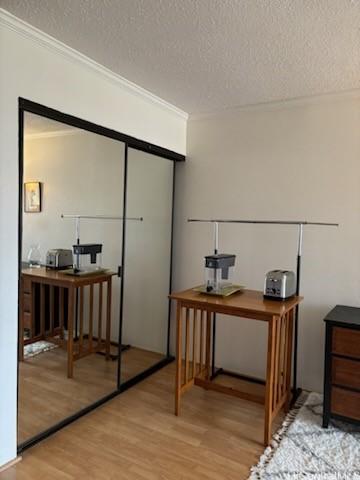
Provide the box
[169,288,303,446]
[19,267,115,378]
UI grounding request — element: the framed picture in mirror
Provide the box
[24,181,42,213]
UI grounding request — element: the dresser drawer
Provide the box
[22,312,32,330]
[331,387,360,421]
[23,293,32,313]
[332,357,360,390]
[332,327,360,359]
[22,277,32,294]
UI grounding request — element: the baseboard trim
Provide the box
[0,456,22,473]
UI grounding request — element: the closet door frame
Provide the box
[17,98,185,453]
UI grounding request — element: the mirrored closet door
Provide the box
[18,99,182,452]
[120,148,174,383]
[19,112,125,445]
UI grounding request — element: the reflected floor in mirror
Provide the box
[18,346,165,444]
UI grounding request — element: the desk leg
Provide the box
[205,311,212,381]
[49,286,55,336]
[40,284,46,339]
[89,284,94,353]
[285,310,294,412]
[67,286,75,379]
[264,315,277,446]
[59,287,65,341]
[105,279,112,360]
[175,302,183,416]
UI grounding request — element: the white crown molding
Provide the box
[0,8,188,121]
[25,128,81,140]
[189,88,360,121]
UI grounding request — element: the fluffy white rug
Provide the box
[24,340,59,359]
[249,392,360,479]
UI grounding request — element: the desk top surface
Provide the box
[22,267,115,286]
[169,287,302,318]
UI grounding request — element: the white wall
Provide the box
[174,93,360,393]
[0,10,186,467]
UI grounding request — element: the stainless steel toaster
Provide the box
[264,270,296,300]
[46,249,73,269]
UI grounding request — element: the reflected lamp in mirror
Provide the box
[24,182,42,213]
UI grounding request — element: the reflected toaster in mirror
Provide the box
[46,248,73,269]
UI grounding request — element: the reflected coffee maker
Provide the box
[73,243,103,274]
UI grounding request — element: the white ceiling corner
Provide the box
[1,0,359,115]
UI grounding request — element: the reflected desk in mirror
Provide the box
[19,267,116,378]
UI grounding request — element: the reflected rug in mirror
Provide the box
[250,392,360,479]
[24,340,59,359]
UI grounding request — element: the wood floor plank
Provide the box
[3,362,276,480]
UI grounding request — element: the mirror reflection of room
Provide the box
[19,112,124,444]
[120,148,174,382]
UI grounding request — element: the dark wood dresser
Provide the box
[323,305,360,427]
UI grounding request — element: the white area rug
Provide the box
[24,340,59,359]
[249,392,360,479]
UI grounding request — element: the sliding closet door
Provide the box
[19,112,125,446]
[120,148,173,382]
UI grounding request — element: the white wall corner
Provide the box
[189,88,360,121]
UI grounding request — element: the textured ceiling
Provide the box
[2,0,360,114]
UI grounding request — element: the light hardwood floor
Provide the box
[2,363,282,480]
[18,346,165,443]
